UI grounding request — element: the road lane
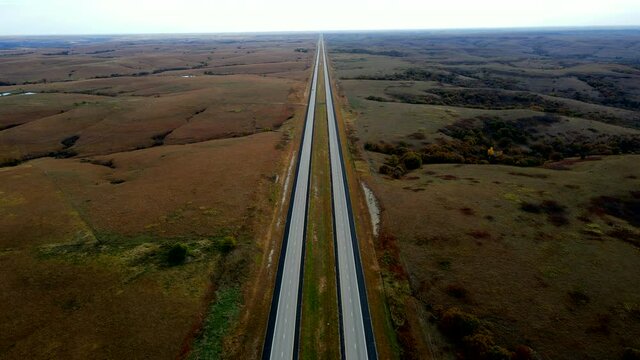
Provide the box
[263,39,321,360]
[322,37,378,360]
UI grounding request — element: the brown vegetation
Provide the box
[331,28,640,360]
[0,34,315,359]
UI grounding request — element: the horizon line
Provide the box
[1,24,640,38]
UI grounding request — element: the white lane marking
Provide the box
[269,39,321,360]
[323,37,372,360]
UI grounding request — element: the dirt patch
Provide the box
[362,182,381,237]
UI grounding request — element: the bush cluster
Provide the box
[437,308,534,360]
[167,243,188,265]
[61,135,79,149]
[378,151,422,178]
[623,348,640,360]
[334,48,406,57]
[215,235,237,253]
[365,115,640,177]
[590,194,640,228]
[520,200,569,226]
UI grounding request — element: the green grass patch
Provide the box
[35,230,233,267]
[299,58,340,359]
[189,287,241,360]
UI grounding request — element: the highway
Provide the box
[322,37,378,360]
[262,39,320,360]
[263,36,377,360]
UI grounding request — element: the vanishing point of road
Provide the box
[263,36,377,359]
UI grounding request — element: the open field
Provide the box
[326,29,640,359]
[0,34,315,166]
[370,156,640,359]
[0,34,316,359]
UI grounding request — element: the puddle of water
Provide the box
[0,92,11,97]
[180,75,195,78]
[361,182,380,237]
[22,92,37,96]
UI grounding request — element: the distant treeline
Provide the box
[332,48,406,57]
[357,67,640,112]
[352,67,520,89]
[365,87,639,129]
[92,65,201,79]
[86,49,115,55]
[43,50,70,56]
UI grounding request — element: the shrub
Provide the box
[487,346,514,360]
[408,131,426,140]
[568,289,590,306]
[386,155,400,167]
[378,154,408,178]
[549,151,564,161]
[623,348,640,360]
[590,195,640,227]
[540,200,569,226]
[460,207,475,216]
[86,158,115,168]
[61,135,79,148]
[513,345,535,360]
[216,235,237,253]
[49,149,78,159]
[461,333,515,360]
[520,202,542,213]
[608,228,640,248]
[446,284,470,300]
[541,200,566,214]
[167,243,188,265]
[379,164,394,176]
[365,95,391,102]
[515,157,544,167]
[468,230,491,239]
[439,307,480,340]
[548,213,570,226]
[401,151,422,170]
[151,131,171,147]
[521,200,569,226]
[391,166,406,179]
[422,144,466,164]
[463,333,495,355]
[364,142,379,152]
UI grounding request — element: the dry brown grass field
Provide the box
[326,29,640,359]
[0,34,316,359]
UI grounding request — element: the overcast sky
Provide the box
[0,0,639,35]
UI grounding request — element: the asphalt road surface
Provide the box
[322,37,378,360]
[263,39,320,360]
[263,36,376,360]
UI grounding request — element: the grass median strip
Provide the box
[299,55,341,360]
